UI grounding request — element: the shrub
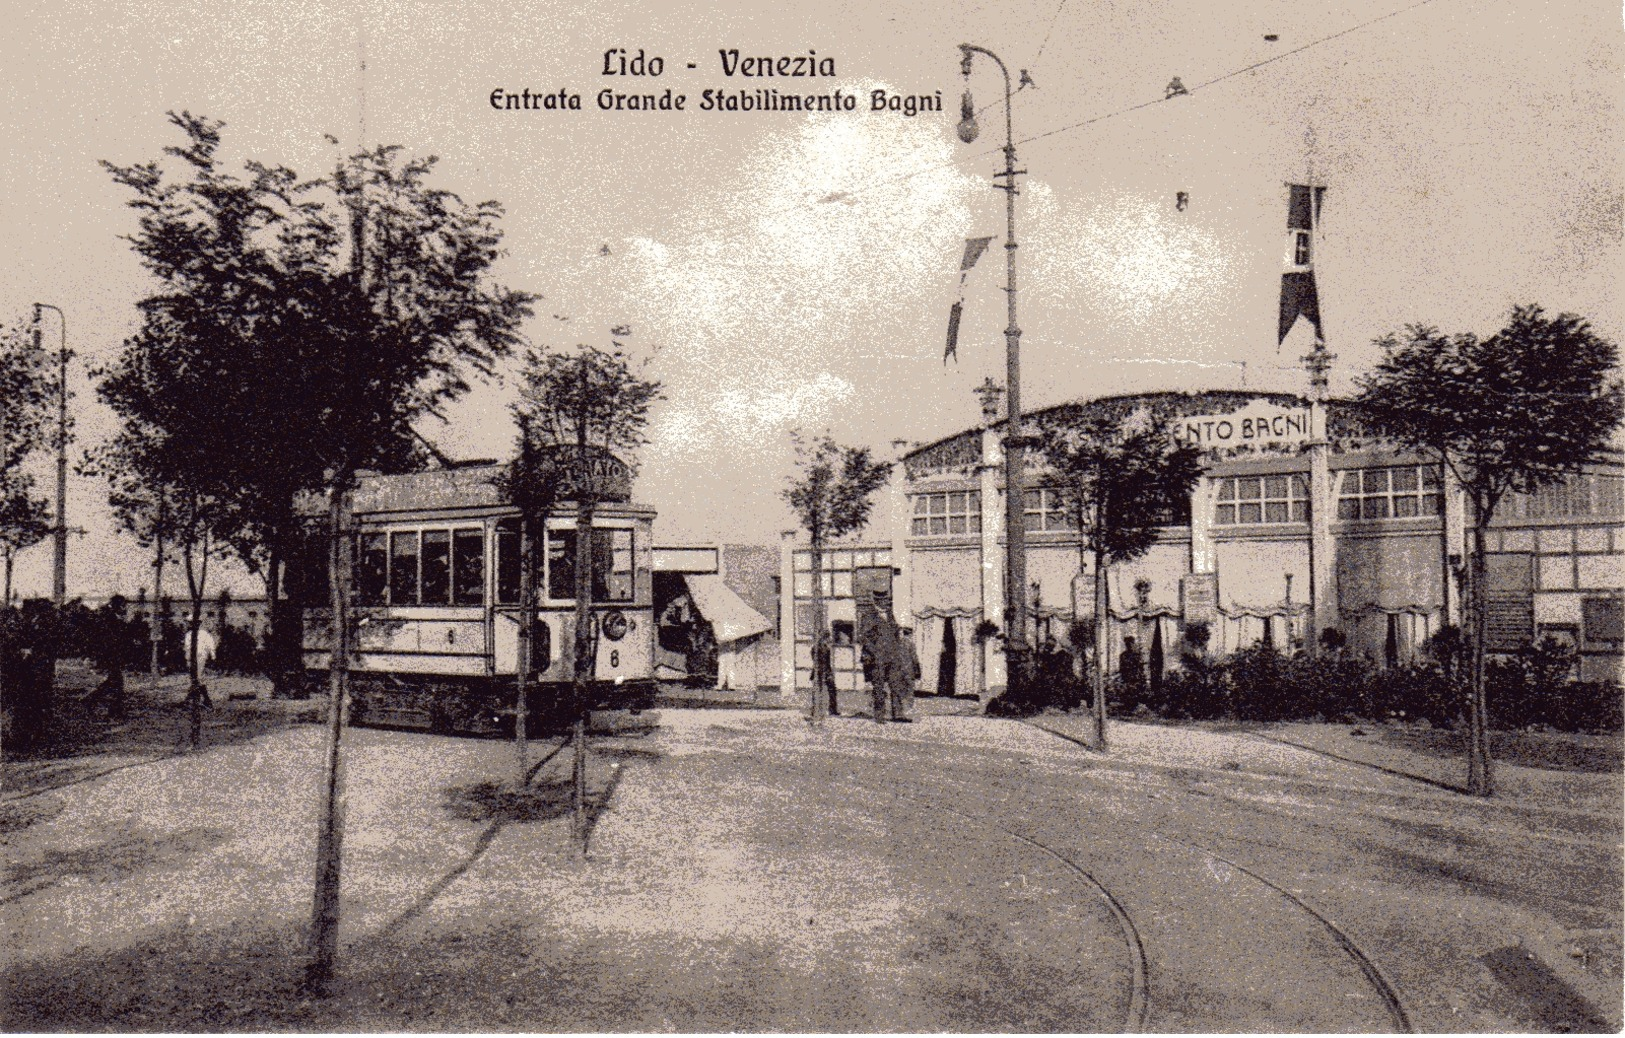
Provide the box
[1225,644,1303,721]
[1366,661,1462,728]
[1147,651,1229,720]
[214,624,261,675]
[1289,648,1370,721]
[1565,681,1624,731]
[0,601,64,748]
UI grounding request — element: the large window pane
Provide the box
[548,529,576,599]
[420,530,451,605]
[298,528,332,607]
[546,528,634,602]
[596,528,634,602]
[453,529,485,605]
[357,533,387,606]
[389,532,419,605]
[495,523,520,605]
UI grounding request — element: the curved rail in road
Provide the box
[775,756,1150,1033]
[883,775,1150,1031]
[1021,720,1415,1032]
[791,730,1414,1033]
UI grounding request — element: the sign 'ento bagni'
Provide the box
[1178,402,1312,449]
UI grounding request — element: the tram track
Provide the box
[771,751,1149,1033]
[775,728,1414,1032]
[1001,724,1415,1031]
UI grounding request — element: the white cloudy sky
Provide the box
[1,0,1619,597]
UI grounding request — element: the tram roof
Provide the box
[295,464,654,519]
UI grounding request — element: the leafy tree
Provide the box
[85,427,229,748]
[0,319,55,608]
[1357,305,1623,795]
[782,433,892,727]
[101,110,534,990]
[1038,408,1203,746]
[511,341,660,840]
[492,417,564,787]
[0,318,56,785]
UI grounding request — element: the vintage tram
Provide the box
[300,458,657,735]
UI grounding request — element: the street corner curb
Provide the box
[1514,924,1623,1033]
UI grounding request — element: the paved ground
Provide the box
[2,676,1620,1031]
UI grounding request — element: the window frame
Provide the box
[1022,487,1070,532]
[1214,474,1309,526]
[1335,465,1443,522]
[544,524,637,604]
[357,524,487,608]
[910,490,983,537]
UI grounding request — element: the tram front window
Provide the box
[547,528,634,602]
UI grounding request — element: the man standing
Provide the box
[888,627,919,723]
[814,631,837,718]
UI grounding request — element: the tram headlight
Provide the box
[602,610,629,642]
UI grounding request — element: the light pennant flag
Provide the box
[945,236,995,363]
[1278,184,1326,345]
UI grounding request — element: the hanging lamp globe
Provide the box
[957,91,979,143]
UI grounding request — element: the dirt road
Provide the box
[3,691,1619,1031]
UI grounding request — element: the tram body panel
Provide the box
[297,463,658,735]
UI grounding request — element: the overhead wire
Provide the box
[661,0,1461,247]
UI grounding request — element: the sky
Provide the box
[2,0,1620,599]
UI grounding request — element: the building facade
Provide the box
[891,389,1624,696]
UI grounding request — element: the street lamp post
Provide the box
[32,304,67,607]
[957,44,1031,698]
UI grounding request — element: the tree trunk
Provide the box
[4,549,13,607]
[150,534,163,680]
[306,480,352,992]
[271,532,306,698]
[809,540,828,727]
[1466,520,1494,796]
[572,494,592,847]
[1092,546,1110,750]
[183,537,209,751]
[514,517,533,787]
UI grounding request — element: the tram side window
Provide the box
[496,521,521,605]
[357,533,388,606]
[421,530,451,605]
[390,532,420,606]
[293,528,331,606]
[453,529,485,606]
[546,528,635,602]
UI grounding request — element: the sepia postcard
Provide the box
[2,0,1621,1031]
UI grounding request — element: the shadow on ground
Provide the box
[4,680,320,800]
[2,826,232,909]
[1384,727,1624,774]
[2,904,1122,1032]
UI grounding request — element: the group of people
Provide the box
[813,624,922,723]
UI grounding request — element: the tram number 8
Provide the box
[609,650,620,668]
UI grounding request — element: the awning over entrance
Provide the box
[683,574,773,644]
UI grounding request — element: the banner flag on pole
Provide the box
[1278,184,1325,345]
[946,236,995,362]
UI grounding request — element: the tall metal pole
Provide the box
[958,45,1029,696]
[33,304,67,606]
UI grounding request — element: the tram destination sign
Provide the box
[541,444,634,503]
[1178,402,1312,449]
